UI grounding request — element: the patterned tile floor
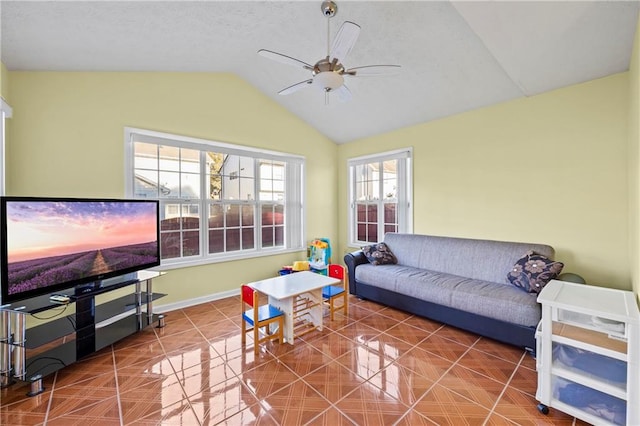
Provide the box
[1,295,590,425]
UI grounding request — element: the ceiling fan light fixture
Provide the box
[313,71,344,91]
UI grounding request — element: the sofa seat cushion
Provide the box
[356,264,540,327]
[451,279,540,327]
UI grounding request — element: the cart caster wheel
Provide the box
[537,403,549,415]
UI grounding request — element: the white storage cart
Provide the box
[536,280,639,425]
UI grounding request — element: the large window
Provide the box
[348,149,412,245]
[125,128,304,267]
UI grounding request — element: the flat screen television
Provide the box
[1,196,160,304]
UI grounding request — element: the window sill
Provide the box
[152,247,306,271]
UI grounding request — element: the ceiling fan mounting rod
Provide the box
[322,1,337,57]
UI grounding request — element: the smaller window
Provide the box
[348,149,412,246]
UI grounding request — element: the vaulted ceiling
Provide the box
[2,1,639,143]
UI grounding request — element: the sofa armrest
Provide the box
[344,250,369,294]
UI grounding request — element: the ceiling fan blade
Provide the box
[258,49,313,71]
[335,85,352,102]
[330,21,361,62]
[345,65,402,77]
[278,79,313,95]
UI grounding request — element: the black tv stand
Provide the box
[0,270,165,395]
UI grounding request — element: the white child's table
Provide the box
[247,271,340,344]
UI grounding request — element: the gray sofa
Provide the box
[344,233,557,351]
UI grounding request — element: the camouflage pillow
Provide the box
[508,250,564,294]
[361,242,397,266]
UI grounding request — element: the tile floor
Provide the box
[1,295,589,425]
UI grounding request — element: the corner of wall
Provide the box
[629,12,640,302]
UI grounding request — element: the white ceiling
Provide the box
[1,1,639,144]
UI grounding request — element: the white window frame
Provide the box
[0,98,12,195]
[124,127,305,270]
[347,148,413,246]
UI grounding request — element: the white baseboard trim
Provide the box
[153,288,241,314]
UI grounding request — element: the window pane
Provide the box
[159,145,180,171]
[183,231,200,256]
[382,160,397,200]
[134,142,158,169]
[240,156,254,178]
[359,182,377,200]
[262,205,274,225]
[260,162,272,180]
[357,224,366,241]
[367,205,377,222]
[274,205,284,225]
[181,172,200,198]
[357,204,366,221]
[274,226,284,246]
[180,149,200,173]
[161,232,181,259]
[159,171,180,198]
[262,227,273,247]
[226,229,240,251]
[356,164,373,181]
[224,155,240,177]
[182,206,199,230]
[134,169,159,198]
[242,205,254,226]
[367,224,378,242]
[209,174,222,200]
[227,204,240,227]
[207,152,225,200]
[384,203,396,224]
[242,227,255,249]
[259,160,285,201]
[240,177,255,200]
[160,203,180,231]
[370,179,380,200]
[209,229,224,253]
[223,175,240,199]
[261,179,273,192]
[209,204,224,229]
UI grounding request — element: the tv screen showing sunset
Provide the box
[5,200,159,297]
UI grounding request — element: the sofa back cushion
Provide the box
[383,233,555,285]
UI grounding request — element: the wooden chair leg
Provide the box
[344,292,348,316]
[331,297,336,321]
[253,326,259,356]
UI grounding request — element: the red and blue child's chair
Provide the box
[241,284,284,355]
[323,264,348,321]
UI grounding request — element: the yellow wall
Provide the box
[6,72,338,305]
[5,65,635,304]
[339,74,630,289]
[630,13,640,302]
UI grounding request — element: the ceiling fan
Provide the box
[258,0,401,102]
